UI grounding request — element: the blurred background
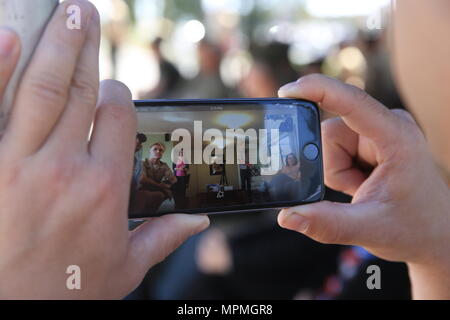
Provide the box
[91,0,410,300]
[91,0,403,111]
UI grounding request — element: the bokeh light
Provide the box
[183,20,206,43]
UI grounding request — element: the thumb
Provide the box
[278,74,399,144]
[126,214,210,279]
[278,201,377,246]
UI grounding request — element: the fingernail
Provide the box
[0,28,17,57]
[278,82,298,97]
[282,211,309,233]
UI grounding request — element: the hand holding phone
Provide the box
[277,75,450,295]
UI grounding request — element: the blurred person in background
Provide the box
[178,40,230,99]
[360,30,405,110]
[102,0,131,79]
[239,42,299,98]
[300,58,325,77]
[140,37,184,99]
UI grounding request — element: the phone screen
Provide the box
[130,99,323,218]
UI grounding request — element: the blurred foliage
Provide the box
[123,0,136,22]
[122,0,310,36]
[163,0,204,20]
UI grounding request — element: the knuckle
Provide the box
[301,73,324,84]
[98,102,136,124]
[311,219,337,244]
[71,73,98,105]
[399,114,424,139]
[322,155,334,176]
[90,163,131,209]
[391,109,414,122]
[321,118,340,139]
[390,110,426,148]
[54,26,79,49]
[307,203,345,245]
[98,80,133,109]
[92,167,118,197]
[0,159,23,187]
[405,122,425,143]
[23,73,68,106]
[78,168,119,211]
[97,100,137,131]
[320,120,333,138]
[329,216,348,244]
[346,83,371,107]
[317,220,341,245]
[43,158,80,194]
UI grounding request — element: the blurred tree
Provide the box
[163,0,203,21]
[124,0,136,23]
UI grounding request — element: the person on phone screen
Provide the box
[173,149,189,209]
[141,142,177,201]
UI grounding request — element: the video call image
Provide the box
[129,105,312,217]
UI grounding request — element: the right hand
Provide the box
[0,0,209,299]
[277,75,450,276]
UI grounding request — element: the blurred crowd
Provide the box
[93,0,402,108]
[92,0,409,300]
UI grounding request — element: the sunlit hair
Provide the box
[285,153,298,166]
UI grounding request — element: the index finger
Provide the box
[2,0,96,158]
[278,74,398,143]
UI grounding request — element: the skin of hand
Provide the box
[277,74,450,299]
[0,0,209,299]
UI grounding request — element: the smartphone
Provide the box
[0,0,58,135]
[129,98,323,218]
